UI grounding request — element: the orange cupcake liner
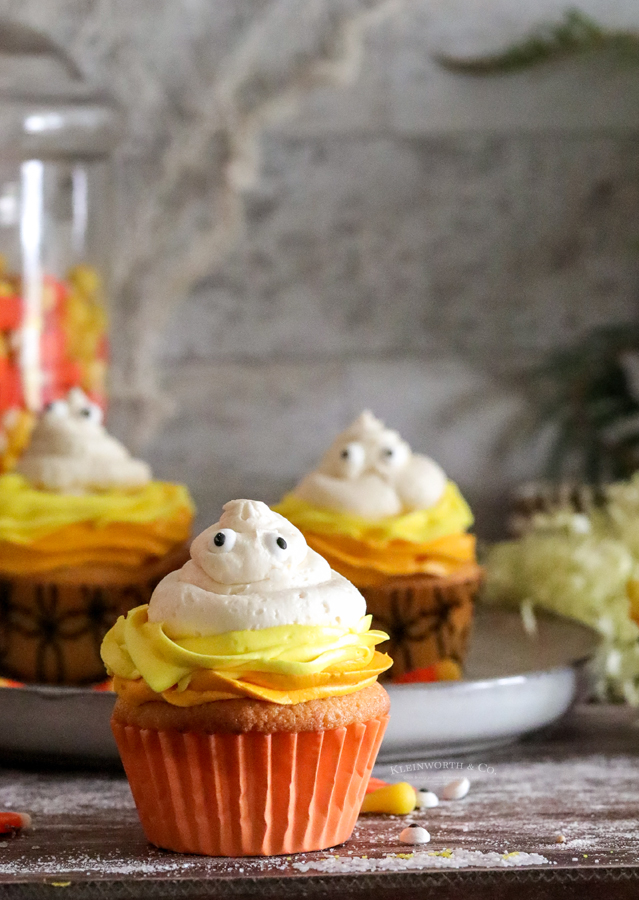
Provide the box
[112,715,389,857]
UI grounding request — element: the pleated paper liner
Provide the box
[0,543,189,685]
[112,715,389,857]
[361,566,483,680]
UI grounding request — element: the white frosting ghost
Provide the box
[16,388,151,493]
[148,499,366,636]
[293,411,447,520]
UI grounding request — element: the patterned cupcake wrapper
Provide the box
[112,714,389,857]
[0,544,189,685]
[362,570,482,679]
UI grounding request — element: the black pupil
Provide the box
[80,408,92,417]
[340,449,349,459]
[213,532,226,547]
[382,448,393,457]
[276,537,287,550]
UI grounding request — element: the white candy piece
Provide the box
[442,777,470,800]
[415,790,439,809]
[399,825,431,845]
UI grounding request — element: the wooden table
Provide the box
[0,704,638,899]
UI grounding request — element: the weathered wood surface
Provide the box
[0,704,638,899]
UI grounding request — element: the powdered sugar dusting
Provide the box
[0,854,193,877]
[0,774,133,816]
[292,849,550,873]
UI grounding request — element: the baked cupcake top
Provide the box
[101,499,392,705]
[276,411,477,586]
[0,389,193,574]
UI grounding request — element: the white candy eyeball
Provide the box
[378,442,409,469]
[77,402,103,425]
[441,777,470,800]
[399,824,431,845]
[264,532,291,561]
[43,399,69,419]
[209,528,237,553]
[416,789,439,809]
[336,441,366,477]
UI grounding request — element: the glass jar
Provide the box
[0,22,120,470]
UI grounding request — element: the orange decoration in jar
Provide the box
[0,260,108,472]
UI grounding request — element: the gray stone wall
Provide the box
[4,0,639,536]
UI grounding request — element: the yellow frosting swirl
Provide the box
[274,481,477,585]
[0,473,194,573]
[102,604,392,705]
[275,481,473,544]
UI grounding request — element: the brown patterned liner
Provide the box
[361,566,483,680]
[509,480,603,536]
[112,714,389,857]
[0,543,189,685]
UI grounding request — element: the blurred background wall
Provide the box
[4,0,639,535]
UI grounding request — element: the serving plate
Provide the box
[0,683,118,766]
[378,607,600,764]
[0,608,599,766]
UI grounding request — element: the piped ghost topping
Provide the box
[16,387,151,493]
[148,499,367,637]
[188,499,318,587]
[101,499,392,701]
[292,411,447,520]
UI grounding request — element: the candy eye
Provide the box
[264,532,291,561]
[209,528,237,553]
[336,441,365,477]
[378,443,408,468]
[43,400,69,419]
[78,403,102,425]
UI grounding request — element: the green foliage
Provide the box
[521,325,639,484]
[437,9,639,75]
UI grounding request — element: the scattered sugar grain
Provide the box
[292,848,548,873]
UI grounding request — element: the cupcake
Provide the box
[0,388,194,685]
[275,411,482,680]
[101,499,391,856]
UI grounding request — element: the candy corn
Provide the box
[365,776,390,794]
[0,264,108,473]
[392,659,462,684]
[360,782,417,815]
[0,812,31,834]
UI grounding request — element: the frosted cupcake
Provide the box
[276,411,482,680]
[102,499,391,856]
[0,388,194,685]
